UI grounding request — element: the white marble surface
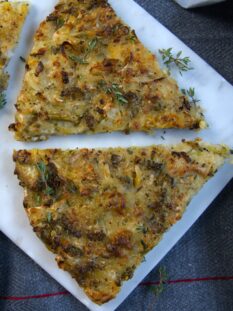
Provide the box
[174,0,226,9]
[0,1,232,311]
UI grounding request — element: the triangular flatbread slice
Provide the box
[10,0,205,141]
[0,1,29,102]
[13,140,229,304]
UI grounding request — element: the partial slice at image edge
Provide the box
[0,1,29,109]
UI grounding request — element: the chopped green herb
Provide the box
[44,186,54,196]
[150,266,168,297]
[110,84,128,104]
[56,18,64,29]
[0,92,6,109]
[128,29,137,43]
[47,212,52,223]
[69,37,98,65]
[97,81,128,104]
[69,55,89,64]
[136,224,148,234]
[36,161,46,176]
[129,35,137,43]
[159,48,193,75]
[88,37,98,50]
[117,94,128,104]
[181,87,200,105]
[36,161,54,196]
[35,194,41,205]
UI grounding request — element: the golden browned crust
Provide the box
[0,1,29,92]
[10,0,205,141]
[13,140,229,304]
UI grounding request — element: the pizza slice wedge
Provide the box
[13,140,230,304]
[10,0,206,141]
[0,1,29,107]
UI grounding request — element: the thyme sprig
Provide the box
[0,92,6,109]
[98,80,128,104]
[150,266,168,297]
[159,48,193,75]
[69,37,98,64]
[36,161,54,196]
[181,87,200,105]
[110,83,128,104]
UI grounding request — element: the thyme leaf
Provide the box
[69,37,98,65]
[35,194,41,205]
[0,92,6,109]
[44,186,54,196]
[36,161,54,196]
[159,48,193,75]
[129,32,137,43]
[56,18,64,29]
[150,266,168,297]
[88,37,98,50]
[136,224,148,234]
[36,161,46,177]
[69,55,89,64]
[47,211,52,223]
[116,94,128,104]
[181,87,200,105]
[129,35,136,43]
[98,81,128,104]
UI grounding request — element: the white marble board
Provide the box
[0,0,232,311]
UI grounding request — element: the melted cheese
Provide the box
[13,140,229,304]
[0,1,29,92]
[10,0,206,141]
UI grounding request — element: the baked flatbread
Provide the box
[10,0,205,141]
[13,140,229,304]
[0,1,28,96]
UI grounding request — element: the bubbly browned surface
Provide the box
[0,1,29,92]
[13,140,229,304]
[11,0,205,141]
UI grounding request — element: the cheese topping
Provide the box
[13,140,229,304]
[0,1,29,93]
[10,0,206,141]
